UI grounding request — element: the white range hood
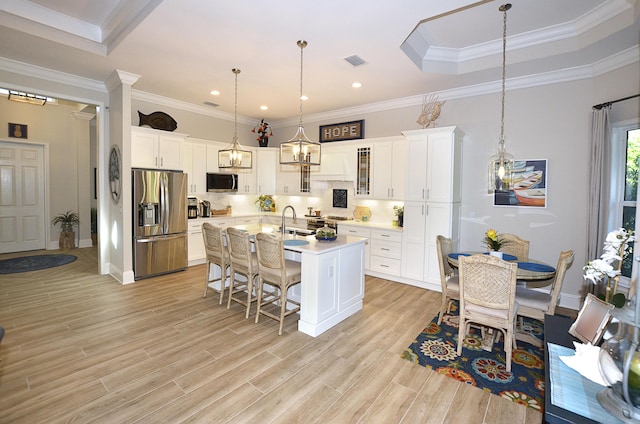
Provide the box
[311,152,354,181]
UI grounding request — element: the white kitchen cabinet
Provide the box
[131,126,185,170]
[403,126,462,202]
[182,140,207,194]
[255,148,277,194]
[338,224,370,271]
[400,201,427,280]
[276,163,312,195]
[400,127,463,287]
[188,220,206,265]
[372,138,405,200]
[206,142,225,172]
[369,228,402,275]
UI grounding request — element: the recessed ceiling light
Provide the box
[210,90,220,96]
[300,95,308,101]
[260,105,268,110]
[352,82,362,88]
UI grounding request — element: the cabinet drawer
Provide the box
[339,225,370,238]
[370,239,401,259]
[188,221,203,233]
[370,255,401,274]
[371,228,402,243]
[206,218,235,228]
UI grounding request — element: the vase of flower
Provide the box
[489,251,504,259]
[484,229,505,255]
[252,119,272,148]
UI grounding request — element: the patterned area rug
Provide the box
[401,302,545,412]
[0,254,77,274]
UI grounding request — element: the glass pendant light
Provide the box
[219,68,252,169]
[488,3,514,193]
[279,40,321,166]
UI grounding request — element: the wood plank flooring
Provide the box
[0,247,542,423]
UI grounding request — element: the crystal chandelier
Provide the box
[219,68,252,169]
[488,3,514,193]
[279,40,321,166]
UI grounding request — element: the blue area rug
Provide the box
[0,254,77,274]
[401,302,545,412]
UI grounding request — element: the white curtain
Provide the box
[586,105,611,264]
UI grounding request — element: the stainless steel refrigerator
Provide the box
[132,169,188,280]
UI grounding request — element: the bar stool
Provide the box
[226,227,260,318]
[254,232,302,335]
[202,223,230,304]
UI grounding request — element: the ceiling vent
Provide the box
[204,101,219,107]
[344,55,367,67]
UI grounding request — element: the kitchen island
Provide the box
[231,223,367,337]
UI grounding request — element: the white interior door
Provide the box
[0,141,46,253]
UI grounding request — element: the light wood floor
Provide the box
[0,247,543,423]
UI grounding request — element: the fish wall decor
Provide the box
[138,111,178,132]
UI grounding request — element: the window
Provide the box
[611,124,640,279]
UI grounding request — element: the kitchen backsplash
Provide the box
[196,180,401,225]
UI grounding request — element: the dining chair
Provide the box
[457,254,518,371]
[201,223,230,304]
[254,232,302,335]
[515,250,574,341]
[436,235,460,324]
[226,227,260,318]
[500,233,529,260]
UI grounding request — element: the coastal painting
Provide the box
[494,159,547,208]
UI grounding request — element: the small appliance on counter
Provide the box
[188,197,199,219]
[200,200,211,217]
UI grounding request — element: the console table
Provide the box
[544,314,600,424]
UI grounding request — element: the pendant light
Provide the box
[279,40,321,166]
[219,68,252,169]
[488,3,514,193]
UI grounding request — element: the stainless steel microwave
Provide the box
[206,173,238,192]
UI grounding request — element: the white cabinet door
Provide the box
[158,134,183,170]
[276,163,307,195]
[372,139,405,200]
[191,143,207,194]
[131,127,185,170]
[256,148,277,194]
[424,202,457,282]
[401,201,426,280]
[183,142,207,194]
[372,142,393,199]
[403,137,428,201]
[182,141,194,193]
[339,224,370,271]
[131,130,158,168]
[188,221,205,263]
[403,127,462,203]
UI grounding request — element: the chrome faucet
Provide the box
[281,205,297,236]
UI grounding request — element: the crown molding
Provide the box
[1,43,637,128]
[131,89,255,126]
[0,56,106,93]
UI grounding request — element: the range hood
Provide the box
[311,152,354,181]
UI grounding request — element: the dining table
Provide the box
[447,251,556,282]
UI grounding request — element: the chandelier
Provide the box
[279,40,321,166]
[488,3,514,193]
[218,68,252,169]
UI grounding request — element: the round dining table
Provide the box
[447,251,556,282]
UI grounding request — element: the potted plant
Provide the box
[52,210,79,250]
[90,207,97,246]
[393,205,404,227]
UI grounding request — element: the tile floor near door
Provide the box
[0,247,542,423]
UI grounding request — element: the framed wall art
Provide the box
[494,159,547,208]
[8,123,28,139]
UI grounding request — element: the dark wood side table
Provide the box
[544,314,599,424]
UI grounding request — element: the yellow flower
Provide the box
[486,229,498,241]
[484,229,504,251]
